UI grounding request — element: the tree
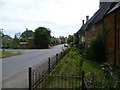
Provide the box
[2,35,13,49]
[67,35,74,47]
[74,35,79,47]
[34,27,51,48]
[21,29,34,38]
[15,32,21,39]
[19,37,28,42]
[0,31,4,37]
[67,35,73,43]
[12,34,20,49]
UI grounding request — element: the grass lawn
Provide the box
[0,51,22,58]
[37,48,120,88]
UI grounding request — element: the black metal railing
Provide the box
[37,74,82,88]
[29,51,111,89]
[29,70,86,89]
[28,51,65,90]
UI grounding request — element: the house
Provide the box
[2,35,13,48]
[2,35,13,41]
[20,37,34,48]
[76,1,120,67]
[59,36,67,43]
[27,37,34,48]
[104,2,120,66]
[51,37,61,45]
[19,42,28,48]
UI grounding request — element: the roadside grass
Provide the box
[0,51,22,58]
[37,49,83,88]
[37,47,120,88]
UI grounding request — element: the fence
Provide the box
[29,71,85,89]
[28,50,91,89]
[28,51,65,89]
[37,74,82,88]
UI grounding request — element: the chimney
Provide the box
[26,28,28,31]
[86,16,89,22]
[82,20,84,25]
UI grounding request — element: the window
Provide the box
[92,25,96,30]
[82,36,85,42]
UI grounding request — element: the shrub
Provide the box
[101,63,113,78]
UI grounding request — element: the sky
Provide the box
[0,0,99,38]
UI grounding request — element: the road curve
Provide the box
[2,44,64,88]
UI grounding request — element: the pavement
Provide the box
[1,44,64,88]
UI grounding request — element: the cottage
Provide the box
[104,2,120,66]
[76,1,120,67]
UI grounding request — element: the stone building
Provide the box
[76,1,120,66]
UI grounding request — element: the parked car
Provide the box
[64,44,69,47]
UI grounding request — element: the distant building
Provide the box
[51,37,61,45]
[2,35,13,41]
[59,36,67,43]
[27,37,34,48]
[1,35,13,48]
[19,42,28,48]
[19,37,34,48]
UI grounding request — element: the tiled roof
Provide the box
[107,1,120,14]
[92,2,113,24]
[77,2,118,34]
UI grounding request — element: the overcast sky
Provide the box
[0,0,99,38]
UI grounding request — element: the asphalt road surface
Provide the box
[1,44,64,88]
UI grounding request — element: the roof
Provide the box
[93,2,113,24]
[107,1,120,14]
[77,2,118,34]
[20,42,28,45]
[4,35,12,39]
[28,37,34,39]
[3,35,13,41]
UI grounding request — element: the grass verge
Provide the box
[0,51,22,58]
[38,48,83,88]
[37,47,120,88]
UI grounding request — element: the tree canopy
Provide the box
[21,29,34,38]
[19,37,28,42]
[67,35,73,44]
[34,27,51,48]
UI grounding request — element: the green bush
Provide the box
[19,37,28,42]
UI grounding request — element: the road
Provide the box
[1,44,64,88]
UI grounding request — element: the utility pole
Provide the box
[0,28,4,52]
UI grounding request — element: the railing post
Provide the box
[82,71,85,90]
[61,52,62,59]
[56,53,58,64]
[29,67,32,90]
[48,57,51,73]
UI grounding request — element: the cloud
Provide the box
[0,0,99,37]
